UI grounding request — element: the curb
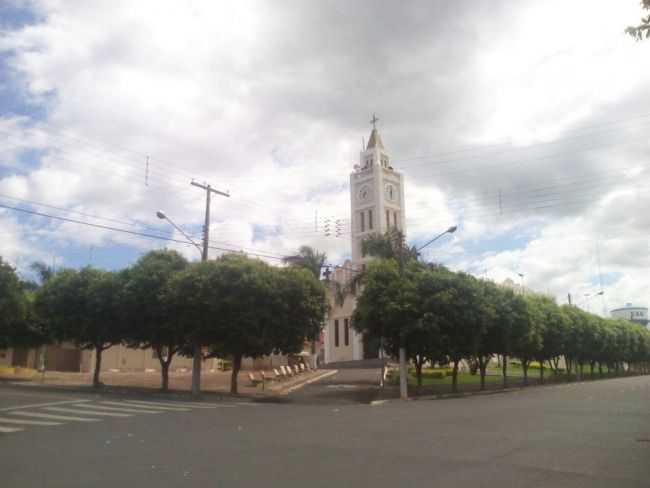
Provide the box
[413,386,523,401]
[278,369,339,395]
[370,374,648,405]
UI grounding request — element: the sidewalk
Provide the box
[0,368,334,397]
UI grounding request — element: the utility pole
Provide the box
[190,180,229,397]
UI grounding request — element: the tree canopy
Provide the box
[351,247,650,393]
[0,258,28,350]
[122,249,189,391]
[626,0,650,40]
[282,245,327,280]
[34,267,126,386]
[168,253,327,393]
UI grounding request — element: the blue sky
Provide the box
[1,1,650,312]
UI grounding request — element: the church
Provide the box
[321,119,405,364]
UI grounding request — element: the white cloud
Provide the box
[1,0,650,313]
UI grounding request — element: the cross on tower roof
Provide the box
[370,113,379,129]
[366,113,384,149]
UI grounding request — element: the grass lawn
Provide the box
[388,362,618,389]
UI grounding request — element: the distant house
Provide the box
[610,303,649,328]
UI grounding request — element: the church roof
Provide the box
[367,128,384,150]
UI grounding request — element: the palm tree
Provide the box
[346,228,419,295]
[283,245,328,362]
[283,245,327,279]
[362,228,418,265]
[29,261,55,285]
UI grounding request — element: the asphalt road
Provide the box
[1,375,649,487]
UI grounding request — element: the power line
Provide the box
[0,202,289,261]
[391,111,650,164]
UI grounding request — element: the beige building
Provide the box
[323,262,362,363]
[1,343,291,374]
[82,345,289,373]
[1,343,81,371]
[323,121,405,363]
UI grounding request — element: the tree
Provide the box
[35,267,125,387]
[283,245,326,279]
[534,296,569,382]
[564,305,599,379]
[514,295,544,386]
[272,266,328,357]
[0,258,28,349]
[361,228,419,264]
[282,245,328,356]
[412,265,455,388]
[356,229,422,396]
[168,254,327,394]
[626,0,650,40]
[490,288,521,388]
[436,272,485,393]
[122,250,189,391]
[29,261,55,285]
[352,259,423,384]
[472,281,501,390]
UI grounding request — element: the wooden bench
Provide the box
[247,372,263,386]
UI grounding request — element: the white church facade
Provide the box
[322,120,405,364]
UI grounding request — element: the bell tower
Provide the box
[349,115,406,266]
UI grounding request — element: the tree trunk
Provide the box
[539,360,544,384]
[502,355,508,388]
[589,362,595,378]
[451,359,459,393]
[598,362,603,378]
[551,357,560,374]
[93,346,103,388]
[479,364,486,390]
[415,358,423,390]
[156,346,174,392]
[230,354,242,394]
[578,362,584,381]
[522,359,529,386]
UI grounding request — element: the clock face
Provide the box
[385,183,397,202]
[358,185,371,202]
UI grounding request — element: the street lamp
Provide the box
[156,210,202,254]
[416,225,457,255]
[579,290,604,313]
[156,209,205,396]
[518,273,525,294]
[396,225,457,401]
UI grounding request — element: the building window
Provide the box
[368,209,373,230]
[334,320,339,347]
[360,212,365,232]
[386,209,390,228]
[344,318,349,346]
[394,211,398,228]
